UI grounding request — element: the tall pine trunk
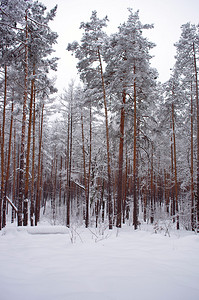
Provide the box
[123,144,128,224]
[150,143,154,224]
[193,42,199,227]
[35,104,44,226]
[30,92,36,226]
[190,82,195,230]
[67,109,73,227]
[52,153,57,222]
[11,124,16,223]
[98,48,112,229]
[116,89,126,228]
[172,103,179,230]
[24,67,35,226]
[2,99,14,228]
[170,118,175,219]
[133,65,138,229]
[0,64,7,230]
[18,11,28,226]
[87,101,92,227]
[59,156,62,207]
[81,113,88,227]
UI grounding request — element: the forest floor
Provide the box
[0,221,199,300]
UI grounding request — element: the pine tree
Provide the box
[67,11,113,229]
[171,22,199,229]
[104,9,157,228]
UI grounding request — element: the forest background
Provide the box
[0,0,199,232]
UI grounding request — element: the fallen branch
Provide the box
[6,196,18,213]
[72,180,85,190]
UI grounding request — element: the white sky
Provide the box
[41,0,199,94]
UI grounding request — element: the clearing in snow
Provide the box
[0,224,199,300]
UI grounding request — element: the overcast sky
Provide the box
[41,0,199,94]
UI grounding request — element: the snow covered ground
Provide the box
[0,223,199,300]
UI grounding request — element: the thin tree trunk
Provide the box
[150,143,154,224]
[30,92,36,226]
[81,113,88,227]
[59,155,62,207]
[39,154,43,213]
[123,144,128,224]
[18,11,28,226]
[98,48,112,229]
[101,179,105,223]
[113,160,117,224]
[66,114,70,207]
[144,165,150,223]
[164,169,169,214]
[16,144,20,221]
[52,153,57,222]
[35,104,44,226]
[0,64,7,230]
[116,89,126,228]
[11,124,16,223]
[2,100,14,228]
[63,153,67,206]
[50,159,54,217]
[126,159,131,221]
[190,82,195,230]
[133,65,138,229]
[67,109,72,227]
[87,101,92,227]
[24,66,35,226]
[193,42,199,227]
[170,119,175,219]
[172,103,179,230]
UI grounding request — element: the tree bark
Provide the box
[116,89,126,227]
[35,104,44,226]
[133,65,138,229]
[164,169,169,214]
[30,91,36,226]
[87,101,92,227]
[18,10,28,226]
[2,99,14,228]
[81,113,88,227]
[59,155,62,207]
[170,118,175,219]
[150,143,154,224]
[190,82,195,230]
[193,42,199,227]
[52,153,57,222]
[98,48,113,229]
[67,107,73,227]
[24,67,35,226]
[123,144,128,224]
[11,124,16,223]
[172,103,179,230]
[0,64,7,230]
